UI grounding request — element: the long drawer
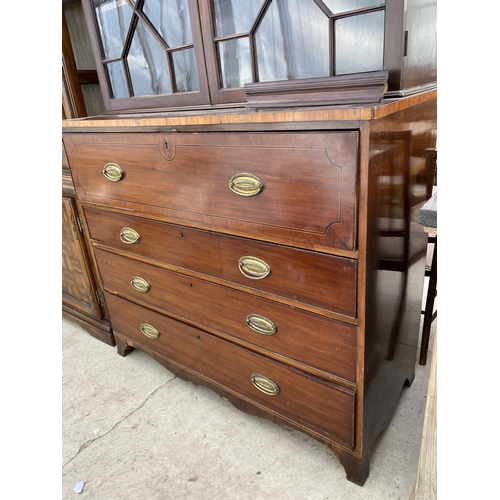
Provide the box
[63,131,358,250]
[95,248,357,382]
[104,293,356,447]
[85,207,357,318]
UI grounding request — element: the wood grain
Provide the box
[410,334,437,500]
[105,292,356,448]
[84,206,358,318]
[63,130,358,250]
[62,197,98,315]
[62,91,436,130]
[94,247,357,383]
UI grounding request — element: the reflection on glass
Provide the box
[335,11,384,75]
[172,49,199,92]
[219,38,252,88]
[128,20,172,96]
[322,0,384,14]
[256,0,329,82]
[93,0,133,59]
[106,61,128,98]
[213,0,263,37]
[143,0,193,47]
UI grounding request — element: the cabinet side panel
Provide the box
[403,0,437,89]
[362,98,437,451]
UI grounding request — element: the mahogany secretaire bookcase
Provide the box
[62,0,436,485]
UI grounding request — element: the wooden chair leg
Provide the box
[420,239,437,366]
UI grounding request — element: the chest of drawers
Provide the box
[62,92,436,485]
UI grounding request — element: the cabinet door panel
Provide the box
[62,197,101,318]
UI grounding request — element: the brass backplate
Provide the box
[228,173,263,197]
[251,373,280,396]
[140,323,159,339]
[102,162,124,182]
[238,256,271,279]
[120,227,140,244]
[246,314,276,335]
[130,276,150,293]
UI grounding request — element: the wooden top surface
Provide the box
[62,89,436,131]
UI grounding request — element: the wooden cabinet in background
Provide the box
[62,148,114,345]
[62,0,113,345]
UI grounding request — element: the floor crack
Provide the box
[63,376,177,468]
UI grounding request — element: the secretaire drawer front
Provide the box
[63,131,357,250]
[85,208,357,317]
[105,293,355,447]
[94,249,357,382]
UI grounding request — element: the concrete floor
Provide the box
[62,308,436,500]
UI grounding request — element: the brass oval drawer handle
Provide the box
[228,173,263,197]
[238,256,271,280]
[251,373,280,396]
[140,323,159,339]
[246,314,276,335]
[102,162,124,182]
[120,227,140,244]
[130,276,150,293]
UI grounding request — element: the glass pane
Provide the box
[213,0,264,37]
[335,11,384,75]
[172,49,200,92]
[218,38,252,88]
[256,0,329,82]
[127,20,172,96]
[93,0,134,60]
[322,0,384,14]
[105,61,129,98]
[143,0,193,48]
